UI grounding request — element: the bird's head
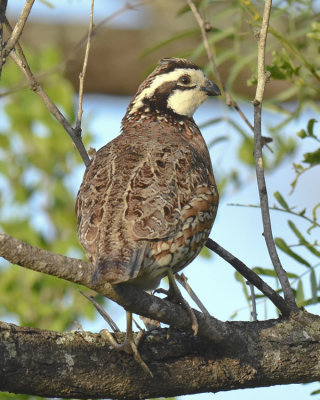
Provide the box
[125,58,221,121]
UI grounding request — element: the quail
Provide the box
[76,57,220,374]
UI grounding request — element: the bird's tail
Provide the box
[91,246,147,286]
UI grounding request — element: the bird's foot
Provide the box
[101,315,153,377]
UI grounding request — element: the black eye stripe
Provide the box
[176,85,197,90]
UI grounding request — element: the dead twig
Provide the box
[76,0,95,131]
[2,0,34,62]
[253,0,297,308]
[4,17,90,167]
[175,273,210,316]
[246,281,257,321]
[186,0,254,132]
[80,290,120,332]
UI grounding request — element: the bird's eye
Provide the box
[179,75,191,85]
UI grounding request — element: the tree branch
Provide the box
[0,0,8,78]
[205,239,294,315]
[1,235,319,397]
[176,272,210,316]
[0,231,241,348]
[253,0,297,307]
[1,311,320,399]
[75,0,95,131]
[3,18,90,167]
[2,0,34,61]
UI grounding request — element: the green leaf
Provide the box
[200,246,211,259]
[288,220,304,241]
[292,163,304,172]
[310,269,318,304]
[296,129,307,139]
[199,117,223,129]
[229,310,238,320]
[298,208,306,216]
[274,191,290,210]
[307,21,320,41]
[252,267,298,279]
[312,202,320,221]
[235,272,250,301]
[296,279,305,306]
[307,118,318,137]
[39,0,54,7]
[252,267,276,277]
[238,137,254,166]
[288,220,320,258]
[303,148,320,166]
[266,49,300,81]
[275,238,312,268]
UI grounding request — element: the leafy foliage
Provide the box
[0,47,95,331]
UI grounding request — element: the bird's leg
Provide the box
[101,310,153,377]
[167,269,199,336]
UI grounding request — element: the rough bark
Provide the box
[1,312,320,399]
[1,231,320,399]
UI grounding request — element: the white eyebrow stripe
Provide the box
[129,68,205,115]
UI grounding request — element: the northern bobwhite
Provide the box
[76,57,220,373]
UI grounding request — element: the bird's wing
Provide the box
[123,143,203,242]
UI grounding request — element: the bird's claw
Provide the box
[101,325,153,377]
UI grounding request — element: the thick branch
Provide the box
[0,232,240,347]
[253,0,297,307]
[1,311,320,399]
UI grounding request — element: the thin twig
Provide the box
[0,2,6,79]
[80,290,120,332]
[186,0,254,132]
[63,1,145,71]
[4,18,90,167]
[228,203,320,229]
[2,0,34,61]
[76,0,95,130]
[185,0,221,88]
[167,269,198,335]
[246,281,257,321]
[205,239,293,315]
[253,0,297,308]
[175,273,210,316]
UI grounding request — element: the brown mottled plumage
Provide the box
[76,58,220,291]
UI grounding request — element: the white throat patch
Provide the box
[167,87,207,117]
[129,68,208,117]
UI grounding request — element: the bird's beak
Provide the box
[201,80,221,96]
